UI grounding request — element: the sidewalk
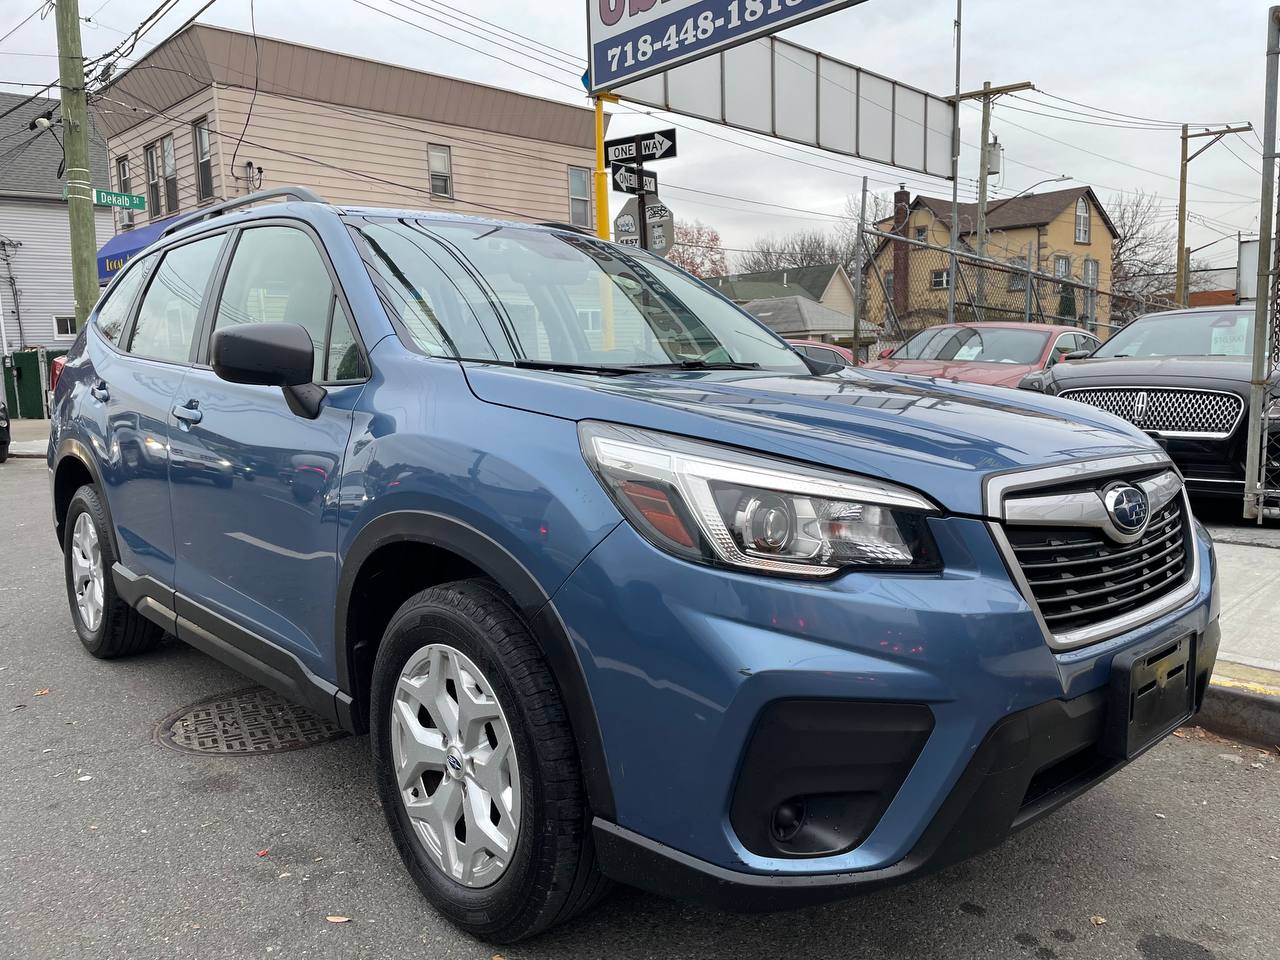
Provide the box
[6,418,49,458]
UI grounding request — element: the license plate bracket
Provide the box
[1105,633,1195,759]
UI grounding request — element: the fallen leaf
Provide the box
[1090,916,1107,926]
[34,689,50,697]
[257,849,269,857]
[1172,729,1189,739]
[325,916,351,924]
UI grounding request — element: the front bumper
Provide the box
[552,511,1219,902]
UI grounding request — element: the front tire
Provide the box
[370,579,607,942]
[62,486,162,658]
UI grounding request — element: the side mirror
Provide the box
[878,347,895,360]
[1059,349,1092,363]
[1019,372,1047,392]
[211,322,326,419]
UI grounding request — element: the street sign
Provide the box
[604,128,677,165]
[610,163,658,195]
[587,0,873,92]
[613,196,676,259]
[61,186,147,210]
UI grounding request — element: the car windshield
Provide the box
[1092,310,1254,358]
[893,326,1048,364]
[355,218,808,372]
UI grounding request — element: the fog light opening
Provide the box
[771,800,806,843]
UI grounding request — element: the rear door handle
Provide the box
[172,400,203,425]
[90,381,109,402]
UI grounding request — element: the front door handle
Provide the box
[172,400,203,425]
[90,381,109,402]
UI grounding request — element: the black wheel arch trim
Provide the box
[334,510,616,822]
[53,437,114,548]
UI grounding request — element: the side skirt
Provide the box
[111,562,355,730]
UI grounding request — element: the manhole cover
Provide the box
[156,686,347,755]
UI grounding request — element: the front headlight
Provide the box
[579,421,941,576]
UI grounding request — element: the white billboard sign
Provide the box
[615,35,956,179]
[587,0,872,93]
[1237,238,1259,303]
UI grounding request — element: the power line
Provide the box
[0,1,51,47]
[1033,90,1250,129]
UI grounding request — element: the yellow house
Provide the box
[866,186,1117,336]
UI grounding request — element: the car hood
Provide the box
[1050,355,1253,392]
[463,364,1159,516]
[865,358,1037,387]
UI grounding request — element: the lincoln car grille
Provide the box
[1059,387,1243,438]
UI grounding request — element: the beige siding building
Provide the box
[95,25,601,279]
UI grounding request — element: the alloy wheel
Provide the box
[70,512,104,633]
[390,643,521,888]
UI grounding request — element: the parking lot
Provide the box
[1,455,1277,960]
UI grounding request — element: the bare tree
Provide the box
[1108,189,1214,320]
[736,191,892,274]
[668,219,729,278]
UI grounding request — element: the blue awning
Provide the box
[97,215,182,284]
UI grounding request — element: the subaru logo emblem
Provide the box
[446,754,462,772]
[1103,483,1149,536]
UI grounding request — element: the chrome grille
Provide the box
[1004,496,1190,636]
[1059,387,1243,438]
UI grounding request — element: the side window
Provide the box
[1049,334,1074,364]
[128,237,223,363]
[214,226,336,381]
[95,252,155,345]
[326,301,367,381]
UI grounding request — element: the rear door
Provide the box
[168,222,367,679]
[93,234,226,589]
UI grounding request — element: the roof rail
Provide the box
[537,221,596,237]
[161,186,326,237]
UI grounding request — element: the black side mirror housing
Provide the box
[211,322,326,419]
[1061,349,1092,362]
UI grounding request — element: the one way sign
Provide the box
[604,128,678,165]
[611,163,658,195]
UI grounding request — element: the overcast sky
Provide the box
[2,0,1273,270]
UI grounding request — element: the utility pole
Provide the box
[1176,122,1254,305]
[852,175,867,365]
[54,0,100,331]
[1245,6,1280,521]
[946,79,1033,311]
[946,0,961,326]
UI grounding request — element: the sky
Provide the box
[1,0,1273,273]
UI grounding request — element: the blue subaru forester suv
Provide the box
[49,187,1220,942]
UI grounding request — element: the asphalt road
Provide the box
[1,457,1277,960]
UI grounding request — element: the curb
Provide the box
[6,443,46,459]
[1197,676,1280,747]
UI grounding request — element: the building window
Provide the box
[1075,197,1090,244]
[1083,258,1099,324]
[930,269,950,290]
[428,144,452,198]
[161,134,178,213]
[914,225,928,243]
[1008,257,1027,291]
[54,315,77,339]
[569,166,591,228]
[145,143,161,215]
[115,156,133,229]
[192,117,213,201]
[1053,254,1071,279]
[884,270,894,300]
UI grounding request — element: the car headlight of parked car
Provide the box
[579,421,941,576]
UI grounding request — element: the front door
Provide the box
[168,223,367,679]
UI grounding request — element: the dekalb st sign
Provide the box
[587,0,872,91]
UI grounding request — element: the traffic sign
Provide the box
[604,129,677,165]
[610,163,657,195]
[613,196,675,259]
[61,186,147,210]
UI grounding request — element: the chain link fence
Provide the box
[858,227,1179,347]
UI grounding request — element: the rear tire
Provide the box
[62,486,162,659]
[0,442,9,463]
[370,579,608,942]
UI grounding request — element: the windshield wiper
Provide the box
[630,359,762,371]
[509,359,637,377]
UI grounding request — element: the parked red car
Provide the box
[786,338,857,366]
[866,322,1101,388]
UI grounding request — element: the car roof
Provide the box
[911,321,1086,335]
[1132,304,1252,320]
